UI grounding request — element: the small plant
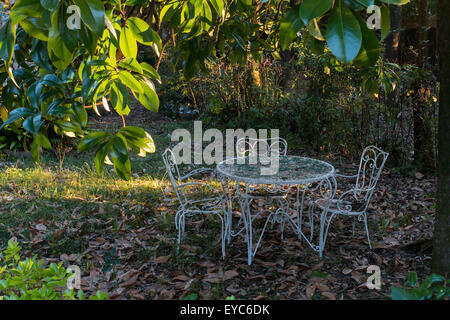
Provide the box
[391,272,449,300]
[0,239,108,300]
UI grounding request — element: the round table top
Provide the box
[216,155,335,185]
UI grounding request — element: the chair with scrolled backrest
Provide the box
[236,137,288,159]
[314,145,389,253]
[232,137,290,240]
[162,148,226,258]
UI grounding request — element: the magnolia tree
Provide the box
[0,0,409,180]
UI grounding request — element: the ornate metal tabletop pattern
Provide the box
[217,156,335,185]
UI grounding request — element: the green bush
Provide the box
[391,272,449,300]
[0,239,108,300]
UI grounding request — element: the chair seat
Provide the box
[315,198,364,215]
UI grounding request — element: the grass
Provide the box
[0,119,190,247]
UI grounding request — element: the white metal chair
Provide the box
[231,137,290,241]
[312,145,389,253]
[162,148,226,258]
[236,137,288,159]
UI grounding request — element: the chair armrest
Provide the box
[335,173,358,179]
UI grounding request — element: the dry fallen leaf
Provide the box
[342,268,353,275]
[223,270,239,281]
[173,274,190,281]
[153,255,171,264]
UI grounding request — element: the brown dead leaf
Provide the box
[351,271,365,284]
[342,268,353,275]
[153,255,171,264]
[312,261,324,270]
[223,270,239,281]
[156,289,175,300]
[173,274,190,281]
[119,273,139,288]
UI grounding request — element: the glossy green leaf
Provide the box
[40,0,58,11]
[353,16,379,68]
[407,272,418,287]
[78,131,110,152]
[55,120,81,134]
[127,17,153,45]
[19,17,49,41]
[23,114,42,134]
[119,25,137,59]
[306,19,325,41]
[279,5,303,50]
[94,140,112,175]
[133,80,159,112]
[0,107,35,129]
[208,0,224,18]
[118,126,155,156]
[118,58,143,74]
[10,0,45,24]
[110,135,131,180]
[380,4,391,41]
[0,20,17,69]
[380,0,409,5]
[72,103,88,127]
[48,10,73,70]
[72,0,105,36]
[326,2,362,63]
[391,287,416,300]
[353,0,374,7]
[118,70,143,93]
[34,132,52,149]
[299,0,333,25]
[140,62,161,82]
[110,81,131,115]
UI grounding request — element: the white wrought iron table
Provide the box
[217,156,336,265]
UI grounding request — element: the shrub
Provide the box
[0,239,108,300]
[391,272,449,300]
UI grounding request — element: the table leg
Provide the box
[238,184,253,265]
[219,176,233,244]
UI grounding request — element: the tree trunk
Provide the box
[385,5,402,63]
[432,0,450,275]
[413,0,434,170]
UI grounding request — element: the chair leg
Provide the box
[214,213,226,259]
[177,214,184,245]
[363,213,372,249]
[220,215,226,259]
[309,203,314,242]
